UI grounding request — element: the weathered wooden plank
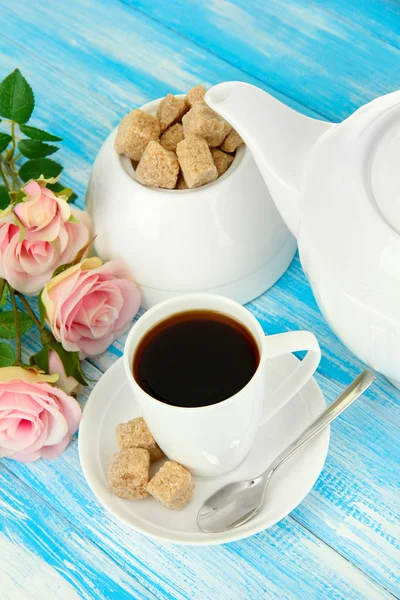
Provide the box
[129,0,400,120]
[306,0,400,50]
[0,20,397,594]
[0,0,394,395]
[4,301,400,597]
[9,324,386,599]
[0,469,155,599]
[0,7,344,396]
[0,0,321,118]
[0,1,398,597]
[3,445,393,600]
[0,0,397,397]
[1,535,80,600]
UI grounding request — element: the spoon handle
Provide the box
[267,370,375,476]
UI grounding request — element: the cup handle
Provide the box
[260,331,321,424]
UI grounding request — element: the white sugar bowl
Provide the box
[86,97,296,309]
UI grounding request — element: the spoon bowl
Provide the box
[197,476,270,533]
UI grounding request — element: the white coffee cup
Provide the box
[124,294,321,477]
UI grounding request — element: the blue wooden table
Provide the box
[1,1,399,598]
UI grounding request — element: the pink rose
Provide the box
[14,181,70,242]
[0,182,91,295]
[48,350,81,396]
[0,367,81,462]
[41,257,140,357]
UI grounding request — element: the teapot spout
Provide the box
[206,82,333,238]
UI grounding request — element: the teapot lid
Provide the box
[300,91,400,321]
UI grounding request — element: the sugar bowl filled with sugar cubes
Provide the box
[86,85,296,309]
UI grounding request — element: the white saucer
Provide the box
[79,355,329,546]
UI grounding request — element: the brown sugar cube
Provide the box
[136,141,179,189]
[176,173,188,189]
[182,100,232,147]
[220,128,244,153]
[157,94,188,132]
[107,448,150,500]
[147,461,194,510]
[176,135,218,189]
[211,148,234,177]
[160,123,184,152]
[116,417,164,461]
[114,109,160,162]
[185,85,206,108]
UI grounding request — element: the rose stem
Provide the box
[8,160,20,187]
[2,159,18,190]
[6,160,20,189]
[10,123,23,184]
[0,158,10,190]
[4,123,22,189]
[9,287,21,365]
[9,121,16,159]
[17,293,42,330]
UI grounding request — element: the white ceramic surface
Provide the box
[86,96,296,309]
[123,294,321,477]
[78,355,329,546]
[206,82,400,383]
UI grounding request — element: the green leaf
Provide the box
[0,310,34,339]
[68,213,80,224]
[34,173,61,186]
[38,293,46,327]
[51,342,88,386]
[46,181,63,193]
[30,345,49,372]
[58,187,73,199]
[52,262,73,278]
[0,280,8,308]
[0,342,16,366]
[73,236,96,265]
[31,340,88,386]
[59,188,75,201]
[60,187,73,199]
[19,158,63,182]
[8,189,26,205]
[18,139,58,159]
[47,182,77,202]
[19,124,62,142]
[0,132,12,152]
[40,328,55,347]
[0,69,34,124]
[0,186,10,209]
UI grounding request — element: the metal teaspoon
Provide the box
[197,370,375,533]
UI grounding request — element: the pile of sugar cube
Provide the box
[107,417,194,510]
[114,85,244,189]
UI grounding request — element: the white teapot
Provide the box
[206,82,400,385]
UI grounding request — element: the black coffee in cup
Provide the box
[133,310,260,408]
